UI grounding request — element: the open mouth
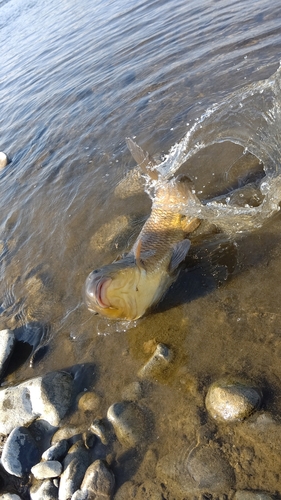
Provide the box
[94,277,112,308]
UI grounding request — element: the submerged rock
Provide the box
[58,440,90,500]
[42,439,69,461]
[2,426,40,477]
[30,479,58,500]
[75,460,115,499]
[31,460,62,479]
[77,390,101,413]
[0,152,9,169]
[107,401,148,448]
[89,419,113,446]
[0,370,73,435]
[205,379,262,422]
[0,329,16,379]
[138,343,173,380]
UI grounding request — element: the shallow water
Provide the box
[2,0,281,496]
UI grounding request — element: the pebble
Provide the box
[0,371,73,435]
[75,460,115,499]
[89,419,113,445]
[0,329,16,379]
[31,460,62,479]
[42,439,69,461]
[234,491,275,500]
[121,381,143,401]
[138,343,173,379]
[205,379,262,422]
[107,401,148,448]
[77,390,101,412]
[0,152,9,169]
[114,168,144,198]
[30,479,58,500]
[1,426,41,477]
[58,440,90,500]
[51,426,83,445]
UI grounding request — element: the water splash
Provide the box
[155,66,281,234]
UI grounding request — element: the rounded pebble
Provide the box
[30,479,58,500]
[234,491,275,500]
[0,494,23,500]
[31,460,62,479]
[0,329,16,379]
[0,152,9,169]
[138,343,173,379]
[89,418,113,445]
[2,426,40,477]
[42,439,69,461]
[77,391,100,412]
[107,401,148,448]
[205,379,262,422]
[79,459,115,499]
[58,440,90,500]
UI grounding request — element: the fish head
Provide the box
[84,256,161,320]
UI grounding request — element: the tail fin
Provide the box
[126,137,159,180]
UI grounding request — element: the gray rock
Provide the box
[31,460,62,479]
[42,439,69,461]
[80,460,115,499]
[0,371,73,435]
[138,343,173,380]
[107,401,148,448]
[205,379,262,422]
[121,381,143,401]
[234,491,274,500]
[2,426,40,477]
[30,479,58,500]
[71,492,86,500]
[0,494,23,500]
[58,440,90,500]
[0,329,16,379]
[51,426,83,445]
[89,419,113,446]
[30,371,73,426]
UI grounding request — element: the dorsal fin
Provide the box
[126,137,159,180]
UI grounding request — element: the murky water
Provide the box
[2,0,281,496]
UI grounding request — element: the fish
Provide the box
[84,139,201,321]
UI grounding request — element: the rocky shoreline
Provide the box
[0,328,280,499]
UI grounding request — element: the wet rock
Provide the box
[0,329,16,379]
[90,419,113,446]
[121,381,143,401]
[114,168,144,198]
[234,491,274,500]
[42,439,69,461]
[138,343,173,380]
[205,379,262,422]
[90,215,131,252]
[2,426,41,477]
[58,440,90,500]
[0,495,23,500]
[82,430,96,450]
[0,371,73,435]
[77,390,101,412]
[31,460,62,479]
[187,444,236,491]
[51,426,83,445]
[107,401,148,448]
[157,443,235,495]
[30,371,73,426]
[0,152,9,169]
[74,460,115,499]
[30,479,58,500]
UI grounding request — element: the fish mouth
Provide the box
[85,273,112,310]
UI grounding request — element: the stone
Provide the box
[1,426,40,477]
[76,460,115,499]
[58,440,90,500]
[30,479,58,500]
[114,168,144,198]
[0,329,16,379]
[0,152,9,169]
[51,426,83,445]
[89,419,113,445]
[107,401,148,448]
[77,391,101,412]
[121,381,143,401]
[0,370,73,435]
[42,439,69,461]
[30,371,73,426]
[0,494,23,500]
[31,460,62,479]
[234,491,274,500]
[205,379,262,422]
[138,343,173,380]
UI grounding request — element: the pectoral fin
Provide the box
[126,137,159,180]
[169,239,191,274]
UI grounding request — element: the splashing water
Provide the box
[153,66,281,234]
